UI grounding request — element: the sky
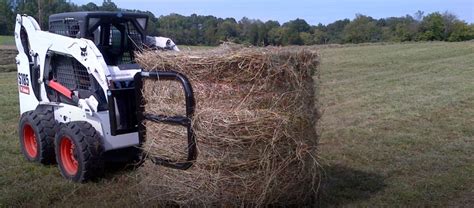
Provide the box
[73,0,474,25]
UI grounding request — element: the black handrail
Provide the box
[134,71,197,170]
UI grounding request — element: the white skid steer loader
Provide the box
[14,12,197,182]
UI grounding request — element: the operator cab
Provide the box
[49,11,148,68]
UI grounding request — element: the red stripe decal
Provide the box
[19,86,30,94]
[49,80,72,99]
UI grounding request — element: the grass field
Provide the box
[179,45,216,51]
[318,41,474,206]
[0,49,16,72]
[0,36,15,46]
[0,42,473,206]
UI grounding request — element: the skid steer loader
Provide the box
[14,11,197,182]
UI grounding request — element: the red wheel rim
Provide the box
[60,137,79,175]
[23,124,38,158]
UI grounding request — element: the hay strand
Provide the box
[136,45,321,206]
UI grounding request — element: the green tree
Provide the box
[394,23,413,41]
[144,11,158,36]
[15,0,38,23]
[264,20,280,32]
[0,0,14,35]
[442,11,458,40]
[41,0,78,28]
[281,18,311,45]
[448,21,473,41]
[381,15,417,42]
[100,0,118,11]
[238,17,267,45]
[299,32,314,45]
[343,14,381,43]
[325,19,350,43]
[283,18,311,33]
[312,26,329,44]
[418,12,445,41]
[217,18,239,42]
[203,16,219,45]
[81,2,99,11]
[267,27,287,45]
[263,20,280,45]
[13,0,79,29]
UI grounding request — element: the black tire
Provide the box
[55,121,104,182]
[19,109,56,164]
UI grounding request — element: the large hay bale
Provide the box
[136,45,321,206]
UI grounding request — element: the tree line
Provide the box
[1,0,473,46]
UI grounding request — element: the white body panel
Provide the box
[15,16,39,113]
[53,104,139,150]
[15,14,140,151]
[107,66,141,81]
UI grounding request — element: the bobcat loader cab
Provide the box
[15,12,197,182]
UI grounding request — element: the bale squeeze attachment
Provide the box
[135,71,197,170]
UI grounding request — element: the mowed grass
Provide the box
[0,42,473,206]
[180,45,216,51]
[0,49,17,72]
[0,36,15,46]
[318,41,474,206]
